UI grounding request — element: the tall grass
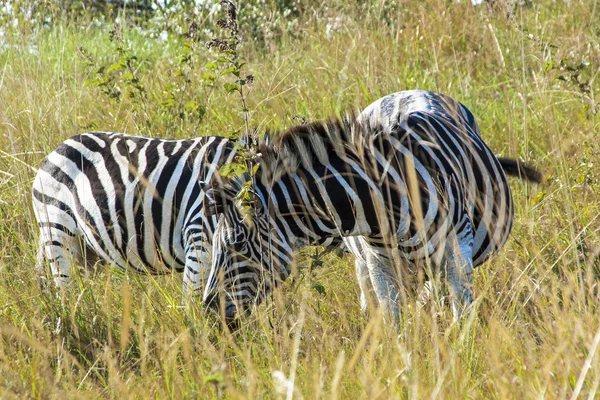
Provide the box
[0,0,599,397]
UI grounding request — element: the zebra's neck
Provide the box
[253,158,387,250]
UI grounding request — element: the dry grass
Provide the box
[0,0,599,398]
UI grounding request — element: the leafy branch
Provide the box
[206,0,255,138]
[80,22,151,132]
[207,0,260,212]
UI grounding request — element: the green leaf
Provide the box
[205,61,218,70]
[312,283,326,295]
[220,163,247,178]
[107,61,126,73]
[544,60,556,72]
[84,78,100,87]
[159,98,175,108]
[223,83,239,93]
[201,72,217,82]
[162,83,177,92]
[184,101,199,112]
[195,106,207,119]
[203,373,224,385]
[530,190,546,205]
[221,66,240,76]
[179,54,192,64]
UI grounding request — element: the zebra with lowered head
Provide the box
[32,133,239,297]
[202,90,542,322]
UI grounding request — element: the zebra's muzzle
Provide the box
[203,291,239,320]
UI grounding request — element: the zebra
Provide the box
[32,132,240,297]
[202,90,542,322]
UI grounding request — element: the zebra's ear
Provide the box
[248,188,266,216]
[262,130,272,146]
[204,187,226,216]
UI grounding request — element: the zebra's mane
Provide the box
[254,112,371,183]
[213,113,378,209]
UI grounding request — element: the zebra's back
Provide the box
[359,90,514,267]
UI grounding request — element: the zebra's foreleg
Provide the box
[343,237,374,313]
[444,224,475,321]
[355,257,373,313]
[363,244,403,325]
[182,236,210,303]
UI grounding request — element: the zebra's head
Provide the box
[202,176,293,320]
[201,116,363,320]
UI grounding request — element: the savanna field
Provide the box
[0,0,599,398]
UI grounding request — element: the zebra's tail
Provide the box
[497,157,543,184]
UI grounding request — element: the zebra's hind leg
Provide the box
[363,244,403,325]
[445,222,475,321]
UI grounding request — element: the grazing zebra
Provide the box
[202,90,542,321]
[32,132,239,297]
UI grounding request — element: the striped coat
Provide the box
[203,90,541,321]
[32,133,236,296]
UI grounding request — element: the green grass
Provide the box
[1,0,600,397]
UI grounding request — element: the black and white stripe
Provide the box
[203,90,541,321]
[32,132,238,296]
